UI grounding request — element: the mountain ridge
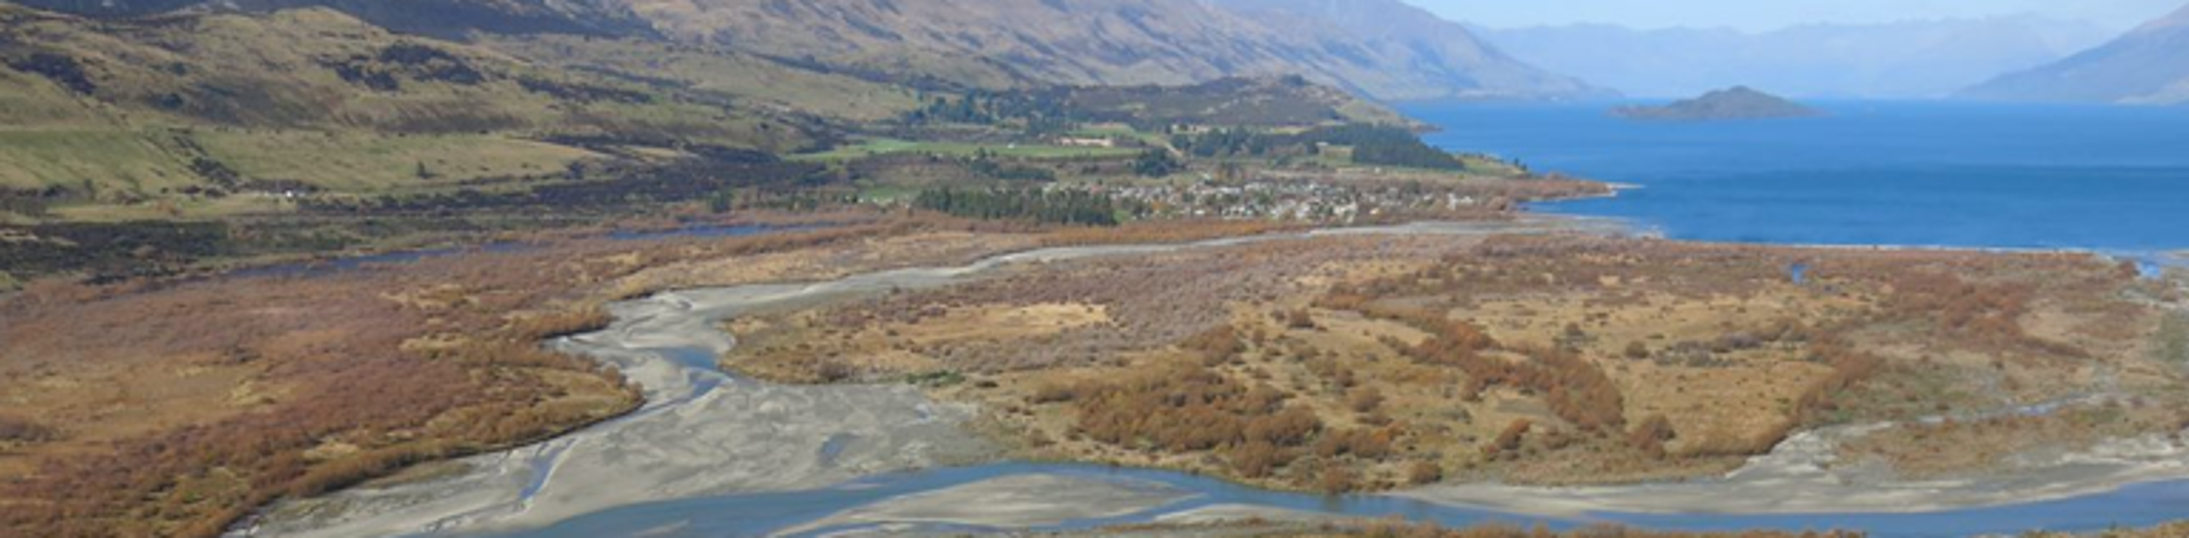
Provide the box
[1476,16,2112,99]
[1959,4,2189,104]
[4,0,1605,103]
[6,0,656,38]
[1206,0,1613,102]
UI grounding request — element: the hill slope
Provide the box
[1960,5,2189,104]
[7,0,1602,103]
[594,0,1603,102]
[0,4,834,195]
[8,0,654,38]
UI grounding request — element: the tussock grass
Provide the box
[195,130,598,191]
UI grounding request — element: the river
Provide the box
[228,217,2189,538]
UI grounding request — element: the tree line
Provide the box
[1170,124,1467,171]
[913,187,1145,226]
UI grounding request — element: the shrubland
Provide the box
[721,233,2186,492]
[0,217,1044,537]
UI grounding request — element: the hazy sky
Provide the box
[1407,0,2185,32]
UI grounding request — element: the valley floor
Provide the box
[214,216,2189,537]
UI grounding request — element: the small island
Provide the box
[1613,86,1822,121]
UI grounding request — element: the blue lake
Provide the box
[1411,101,2189,252]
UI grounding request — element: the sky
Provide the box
[1406,0,2186,32]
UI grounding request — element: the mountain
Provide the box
[1205,0,1611,102]
[0,1,1419,197]
[610,0,1604,102]
[1478,16,2114,99]
[15,0,1602,103]
[1613,86,1820,121]
[1959,4,2189,105]
[8,0,654,38]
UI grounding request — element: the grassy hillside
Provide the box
[477,35,923,123]
[606,0,1600,102]
[0,129,199,192]
[11,0,655,38]
[193,130,601,192]
[0,5,824,199]
[9,0,1607,104]
[0,1,1527,287]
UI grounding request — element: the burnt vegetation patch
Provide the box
[0,221,231,282]
[321,43,487,91]
[302,148,825,214]
[516,75,652,104]
[0,186,66,216]
[7,51,97,94]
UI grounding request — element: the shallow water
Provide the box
[500,461,2189,538]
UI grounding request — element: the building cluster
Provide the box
[1098,180,1487,223]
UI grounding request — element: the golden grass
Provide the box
[193,130,600,191]
[480,35,922,123]
[0,129,199,191]
[0,5,817,201]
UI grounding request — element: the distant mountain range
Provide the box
[5,0,1601,103]
[1206,0,1611,102]
[1476,16,2114,99]
[1960,4,2189,105]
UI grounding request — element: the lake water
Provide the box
[1411,101,2189,253]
